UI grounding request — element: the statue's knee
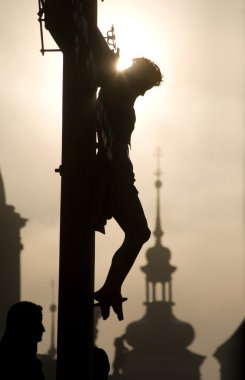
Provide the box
[144,227,151,243]
[139,227,151,244]
[124,226,151,245]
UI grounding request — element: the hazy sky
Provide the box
[0,1,244,379]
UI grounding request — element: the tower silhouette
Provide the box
[38,282,57,380]
[214,319,245,380]
[111,154,205,380]
[0,169,27,336]
[48,280,57,358]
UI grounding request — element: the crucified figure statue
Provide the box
[92,57,163,320]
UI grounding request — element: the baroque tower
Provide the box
[0,169,27,335]
[111,155,205,380]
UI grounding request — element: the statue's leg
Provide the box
[94,175,150,320]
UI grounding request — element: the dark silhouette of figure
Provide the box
[94,346,110,380]
[0,301,45,379]
[93,57,163,321]
[112,335,129,376]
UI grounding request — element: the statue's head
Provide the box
[126,57,163,96]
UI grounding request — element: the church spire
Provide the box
[154,147,163,246]
[48,280,57,358]
[141,150,176,304]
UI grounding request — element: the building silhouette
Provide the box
[214,319,245,380]
[0,169,57,379]
[110,161,205,380]
[0,169,27,336]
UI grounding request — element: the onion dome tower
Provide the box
[112,152,205,380]
[0,169,27,336]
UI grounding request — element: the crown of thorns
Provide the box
[132,57,163,86]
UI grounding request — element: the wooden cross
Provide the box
[39,1,110,378]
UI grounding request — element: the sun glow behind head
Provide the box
[117,56,133,71]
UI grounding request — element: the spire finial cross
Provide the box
[154,147,162,179]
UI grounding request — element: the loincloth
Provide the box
[91,158,137,234]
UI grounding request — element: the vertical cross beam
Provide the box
[44,1,97,379]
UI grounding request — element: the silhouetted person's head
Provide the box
[0,302,45,379]
[2,301,45,345]
[125,57,163,96]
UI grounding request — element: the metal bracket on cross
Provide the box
[104,25,119,55]
[37,0,61,55]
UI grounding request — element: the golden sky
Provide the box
[0,1,244,379]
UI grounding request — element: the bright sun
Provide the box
[98,6,162,72]
[112,24,162,73]
[116,55,133,71]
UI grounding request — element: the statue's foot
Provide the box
[94,290,127,321]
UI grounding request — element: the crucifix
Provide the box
[38,1,163,377]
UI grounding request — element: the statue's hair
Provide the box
[131,57,163,86]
